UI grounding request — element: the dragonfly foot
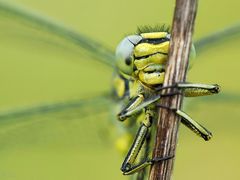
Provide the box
[150,154,175,164]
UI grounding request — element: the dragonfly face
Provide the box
[114,30,173,177]
[116,31,170,86]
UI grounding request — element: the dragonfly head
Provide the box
[116,29,170,86]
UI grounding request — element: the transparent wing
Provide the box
[0,3,123,179]
[0,96,123,180]
[0,94,111,120]
[195,23,240,54]
[0,1,115,67]
[0,1,115,108]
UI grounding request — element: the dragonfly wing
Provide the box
[0,94,112,120]
[0,3,122,179]
[0,1,115,67]
[0,94,124,180]
[0,2,115,109]
[195,23,240,55]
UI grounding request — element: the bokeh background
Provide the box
[0,0,240,179]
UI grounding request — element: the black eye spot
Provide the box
[125,57,132,66]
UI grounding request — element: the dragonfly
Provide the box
[0,1,240,180]
[114,27,220,177]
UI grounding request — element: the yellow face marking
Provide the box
[143,64,165,72]
[134,53,167,70]
[134,41,169,58]
[138,71,165,85]
[140,32,168,39]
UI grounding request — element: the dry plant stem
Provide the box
[149,0,198,180]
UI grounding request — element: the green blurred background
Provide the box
[0,0,240,179]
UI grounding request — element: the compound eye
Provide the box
[115,35,142,75]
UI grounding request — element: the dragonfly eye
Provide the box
[115,35,142,75]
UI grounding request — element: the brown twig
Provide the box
[148,0,198,180]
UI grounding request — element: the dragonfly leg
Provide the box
[118,94,145,121]
[155,82,219,140]
[177,83,220,97]
[121,109,173,175]
[157,104,212,141]
[122,154,173,175]
[156,82,220,97]
[135,132,150,180]
[118,92,179,121]
[176,110,212,140]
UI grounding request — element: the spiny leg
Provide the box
[178,83,220,97]
[118,94,162,121]
[157,104,212,141]
[121,109,173,175]
[176,110,212,141]
[156,82,220,97]
[121,110,151,175]
[118,93,177,121]
[118,83,220,121]
[135,128,151,180]
[155,82,219,140]
[117,82,218,123]
[118,83,217,175]
[118,94,145,121]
